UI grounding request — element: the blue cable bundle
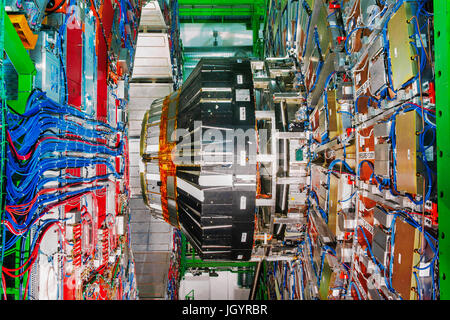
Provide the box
[309,189,328,222]
[120,0,135,60]
[4,89,126,254]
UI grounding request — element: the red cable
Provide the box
[7,131,121,162]
[3,220,66,275]
[23,269,31,300]
[1,272,7,300]
[7,182,106,231]
[405,102,435,113]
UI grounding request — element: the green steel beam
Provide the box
[179,233,188,278]
[178,0,264,6]
[178,0,266,17]
[178,0,267,59]
[180,18,253,24]
[179,233,257,278]
[179,7,255,17]
[3,11,36,114]
[435,0,450,300]
[184,259,257,269]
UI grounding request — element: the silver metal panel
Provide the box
[30,31,62,104]
[127,83,172,137]
[127,88,170,197]
[132,227,171,244]
[375,143,390,161]
[369,53,387,95]
[132,33,172,80]
[133,252,170,299]
[136,32,168,48]
[139,1,167,30]
[374,122,390,138]
[128,138,141,196]
[128,83,173,97]
[129,197,173,299]
[374,160,390,177]
[368,31,384,61]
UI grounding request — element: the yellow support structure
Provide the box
[8,14,38,50]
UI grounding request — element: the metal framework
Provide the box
[179,234,257,280]
[178,0,266,58]
[435,0,450,300]
[178,0,265,15]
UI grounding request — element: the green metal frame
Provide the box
[178,0,263,5]
[178,0,265,14]
[179,233,257,279]
[178,0,267,58]
[436,0,450,300]
[3,11,36,115]
[179,18,254,24]
[179,7,256,17]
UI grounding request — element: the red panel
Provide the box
[96,0,114,123]
[66,18,83,109]
[101,0,114,35]
[115,155,121,176]
[115,180,120,214]
[123,135,130,192]
[63,274,76,300]
[96,164,107,229]
[96,41,107,121]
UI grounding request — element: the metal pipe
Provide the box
[249,259,263,300]
[249,247,270,300]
